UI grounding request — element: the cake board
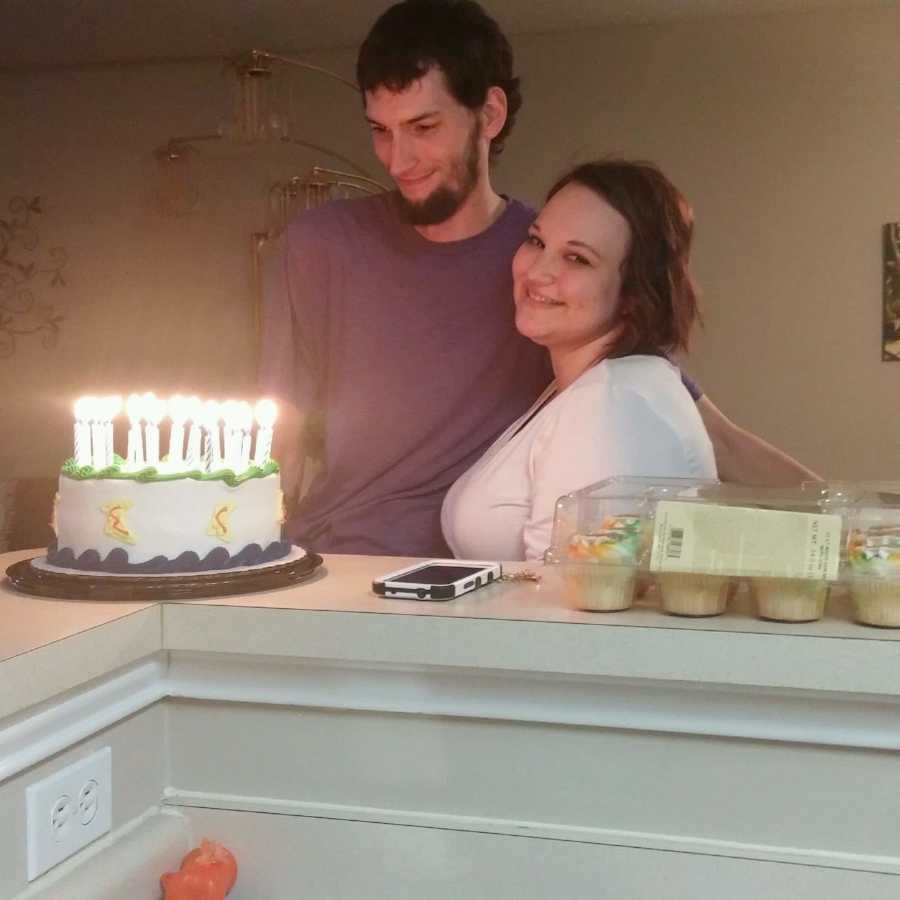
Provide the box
[5,546,324,602]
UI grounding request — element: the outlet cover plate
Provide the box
[25,746,112,881]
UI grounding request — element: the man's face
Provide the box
[365,67,485,226]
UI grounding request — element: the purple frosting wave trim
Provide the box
[46,540,293,574]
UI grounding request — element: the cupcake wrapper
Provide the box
[754,579,827,623]
[851,581,900,627]
[658,573,729,617]
[564,565,636,612]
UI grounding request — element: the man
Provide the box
[260,0,818,557]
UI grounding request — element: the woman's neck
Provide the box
[549,335,619,392]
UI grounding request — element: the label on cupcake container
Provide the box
[649,501,842,581]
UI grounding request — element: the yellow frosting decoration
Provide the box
[101,500,137,544]
[276,490,286,526]
[207,503,235,541]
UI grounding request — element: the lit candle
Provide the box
[105,395,122,467]
[126,393,144,469]
[167,394,191,468]
[89,398,106,470]
[143,392,165,467]
[201,400,222,472]
[221,400,241,471]
[237,401,253,472]
[185,396,202,470]
[73,397,93,467]
[253,399,277,466]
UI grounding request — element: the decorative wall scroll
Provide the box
[883,223,900,362]
[0,196,68,358]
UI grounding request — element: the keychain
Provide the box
[499,569,542,583]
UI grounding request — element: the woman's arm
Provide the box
[696,396,822,486]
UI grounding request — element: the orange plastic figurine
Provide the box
[160,839,238,900]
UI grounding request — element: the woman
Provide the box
[441,159,717,561]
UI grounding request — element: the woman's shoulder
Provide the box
[556,357,699,426]
[570,355,680,395]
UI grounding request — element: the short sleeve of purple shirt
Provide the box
[681,370,703,402]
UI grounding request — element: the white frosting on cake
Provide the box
[54,473,284,565]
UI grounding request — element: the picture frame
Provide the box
[883,222,900,361]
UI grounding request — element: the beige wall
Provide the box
[1,5,897,483]
[499,6,900,480]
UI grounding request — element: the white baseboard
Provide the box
[162,787,900,877]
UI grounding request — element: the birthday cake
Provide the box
[46,394,292,574]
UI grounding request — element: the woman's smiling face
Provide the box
[513,182,631,353]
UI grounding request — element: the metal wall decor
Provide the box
[0,196,68,358]
[883,223,900,361]
[153,49,377,212]
[150,49,386,364]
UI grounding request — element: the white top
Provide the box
[441,356,717,562]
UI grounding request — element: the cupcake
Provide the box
[657,572,730,617]
[564,516,644,611]
[848,526,900,627]
[562,564,636,611]
[850,580,900,627]
[752,578,828,622]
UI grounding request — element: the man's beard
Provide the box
[397,121,481,227]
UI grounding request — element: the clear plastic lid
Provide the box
[544,477,900,585]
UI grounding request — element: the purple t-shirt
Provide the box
[259,192,552,556]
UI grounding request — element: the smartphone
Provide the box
[372,559,502,601]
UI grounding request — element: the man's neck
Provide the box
[413,181,507,244]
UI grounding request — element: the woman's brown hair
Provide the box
[546,159,701,357]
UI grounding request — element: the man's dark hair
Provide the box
[356,0,521,159]
[547,159,702,357]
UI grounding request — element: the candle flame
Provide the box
[74,396,95,422]
[221,399,241,430]
[236,401,254,432]
[187,395,203,422]
[168,393,191,425]
[142,392,166,425]
[82,393,276,428]
[126,393,143,423]
[254,398,278,428]
[201,399,221,427]
[105,395,122,420]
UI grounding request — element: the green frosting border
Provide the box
[61,454,279,487]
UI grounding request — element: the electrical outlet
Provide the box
[25,746,112,881]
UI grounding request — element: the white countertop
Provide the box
[3,548,900,722]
